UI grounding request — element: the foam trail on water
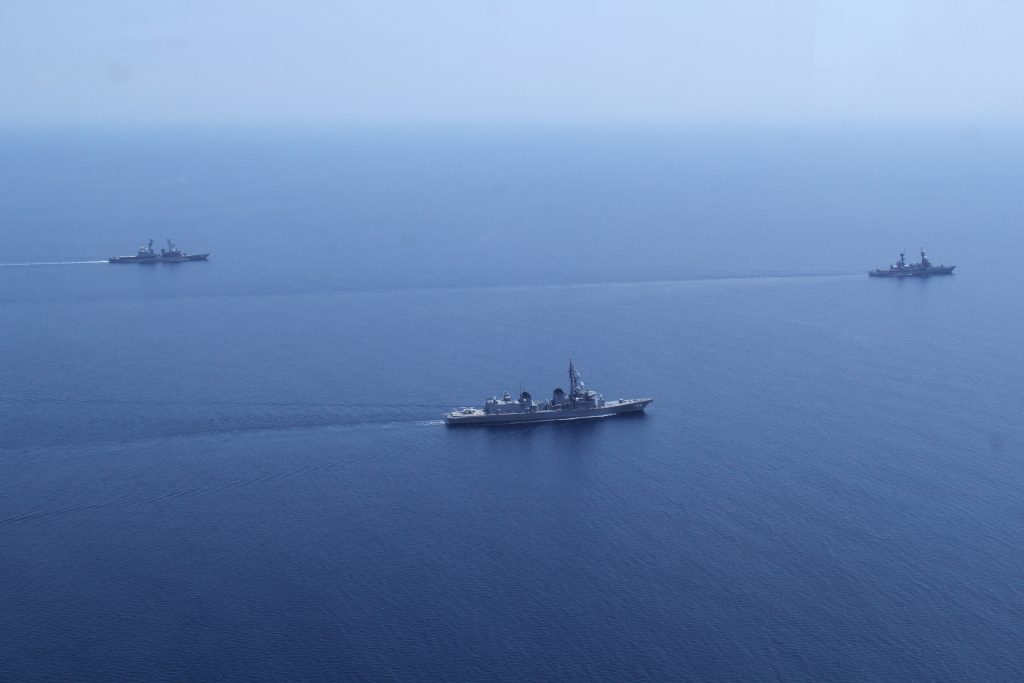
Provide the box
[0,260,107,267]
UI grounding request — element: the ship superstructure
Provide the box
[445,360,652,426]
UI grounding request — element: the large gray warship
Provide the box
[869,249,954,277]
[109,239,209,263]
[445,360,652,426]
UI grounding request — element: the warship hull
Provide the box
[109,253,209,263]
[868,265,954,277]
[445,398,652,426]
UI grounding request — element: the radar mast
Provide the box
[569,359,584,400]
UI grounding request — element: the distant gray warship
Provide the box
[445,360,652,426]
[109,239,209,263]
[869,249,954,277]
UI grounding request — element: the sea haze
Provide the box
[1,125,1023,680]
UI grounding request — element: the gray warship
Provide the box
[869,249,954,277]
[109,239,210,263]
[445,360,652,426]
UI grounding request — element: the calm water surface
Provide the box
[1,126,1023,680]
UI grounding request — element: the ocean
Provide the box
[1,124,1022,680]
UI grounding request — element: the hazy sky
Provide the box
[1,0,1022,124]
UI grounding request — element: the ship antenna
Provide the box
[569,358,583,401]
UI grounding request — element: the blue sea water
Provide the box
[1,125,1023,680]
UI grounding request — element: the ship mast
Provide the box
[569,358,584,402]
